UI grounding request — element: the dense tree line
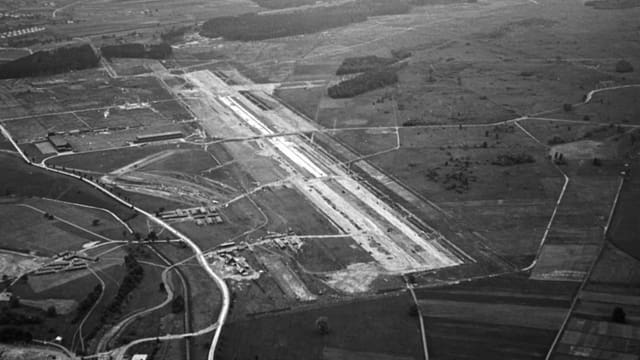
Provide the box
[101,42,172,60]
[71,284,103,324]
[491,153,535,166]
[101,254,144,321]
[328,68,398,98]
[336,56,397,75]
[171,295,185,313]
[0,44,99,79]
[200,0,411,41]
[411,0,476,4]
[0,307,43,325]
[252,0,317,9]
[0,327,33,343]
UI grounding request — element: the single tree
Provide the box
[615,60,634,73]
[92,219,100,226]
[612,307,626,323]
[9,295,20,308]
[316,316,329,335]
[406,274,416,284]
[147,231,158,242]
[172,295,185,313]
[46,306,57,317]
[408,303,419,317]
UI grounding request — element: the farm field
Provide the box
[548,167,640,360]
[218,292,422,360]
[607,172,640,259]
[0,203,101,255]
[47,143,201,174]
[0,152,138,222]
[415,273,578,360]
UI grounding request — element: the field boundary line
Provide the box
[514,120,570,272]
[406,281,429,360]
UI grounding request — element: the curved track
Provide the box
[0,125,230,360]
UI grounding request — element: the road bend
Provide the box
[0,124,230,360]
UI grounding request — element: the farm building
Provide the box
[47,135,72,152]
[134,131,183,143]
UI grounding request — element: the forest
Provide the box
[201,0,412,41]
[336,56,397,75]
[0,44,99,79]
[328,68,398,98]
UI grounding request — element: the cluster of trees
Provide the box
[411,0,476,4]
[71,284,103,324]
[101,42,172,60]
[425,157,477,193]
[171,295,185,313]
[492,153,535,166]
[336,56,397,75]
[0,328,32,343]
[160,26,193,44]
[252,0,317,9]
[102,254,144,321]
[0,44,99,79]
[200,0,411,41]
[328,68,398,98]
[615,59,634,73]
[0,306,43,326]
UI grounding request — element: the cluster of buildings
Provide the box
[32,251,97,276]
[157,206,224,226]
[134,131,184,144]
[0,26,45,39]
[217,252,252,276]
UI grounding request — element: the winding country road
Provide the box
[0,125,230,360]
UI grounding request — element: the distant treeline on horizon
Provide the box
[201,0,476,41]
[0,41,172,79]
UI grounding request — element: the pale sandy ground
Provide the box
[0,344,71,360]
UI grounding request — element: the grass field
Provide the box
[141,148,220,175]
[0,152,138,222]
[295,236,374,273]
[531,176,620,281]
[608,173,640,259]
[219,292,422,360]
[274,86,326,120]
[416,273,577,360]
[549,169,640,359]
[547,87,640,125]
[47,143,201,173]
[22,197,130,239]
[0,203,101,255]
[349,125,564,268]
[251,186,339,237]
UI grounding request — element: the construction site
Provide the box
[172,69,467,275]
